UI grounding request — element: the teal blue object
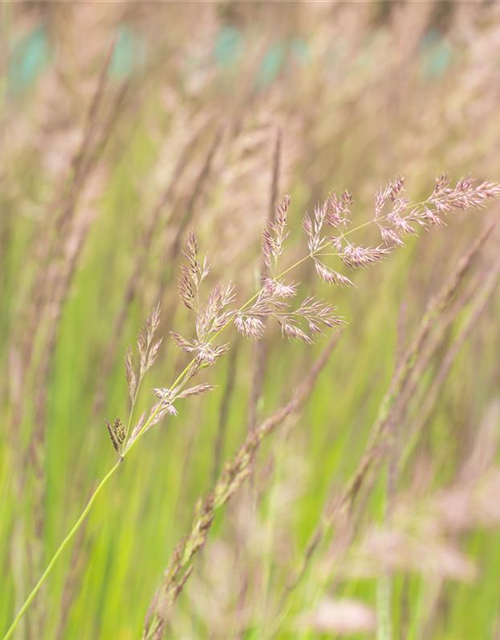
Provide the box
[291,37,310,65]
[110,25,147,81]
[421,30,453,79]
[256,41,286,90]
[421,28,441,50]
[8,25,50,95]
[214,26,243,68]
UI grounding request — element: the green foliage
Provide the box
[2,3,500,640]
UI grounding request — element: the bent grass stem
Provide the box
[2,230,351,640]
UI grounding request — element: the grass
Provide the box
[3,3,500,640]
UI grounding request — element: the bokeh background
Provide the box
[2,2,500,639]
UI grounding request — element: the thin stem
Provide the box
[2,248,316,640]
[2,461,121,640]
[3,209,383,639]
[332,199,428,245]
[124,383,140,445]
[313,253,341,258]
[3,395,166,640]
[377,574,393,640]
[339,217,380,239]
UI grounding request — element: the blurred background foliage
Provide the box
[1,1,500,639]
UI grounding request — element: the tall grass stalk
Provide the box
[143,334,342,640]
[1,228,348,640]
[4,174,499,640]
[273,220,497,636]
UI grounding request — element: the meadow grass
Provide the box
[3,3,500,640]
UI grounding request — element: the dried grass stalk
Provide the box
[142,334,341,640]
[282,220,497,606]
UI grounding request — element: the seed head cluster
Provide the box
[110,175,500,457]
